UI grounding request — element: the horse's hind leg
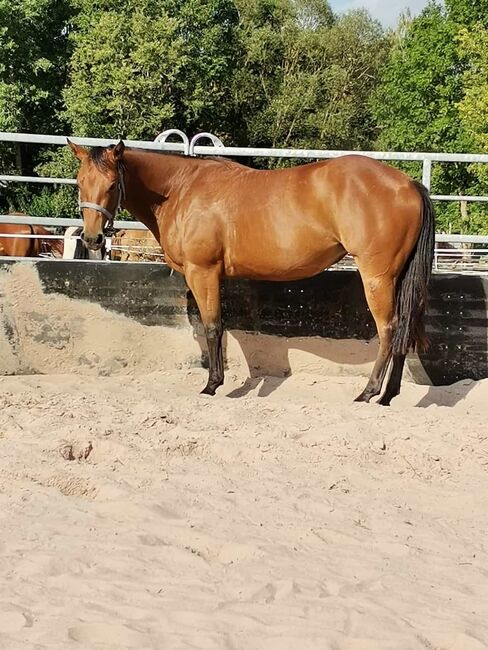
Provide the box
[185,263,224,395]
[354,272,395,403]
[378,353,406,406]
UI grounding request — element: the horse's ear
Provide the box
[111,140,125,161]
[67,138,88,161]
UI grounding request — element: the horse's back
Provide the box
[241,156,419,274]
[162,154,424,280]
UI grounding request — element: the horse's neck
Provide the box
[122,151,192,238]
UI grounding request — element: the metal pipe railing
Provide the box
[2,130,488,163]
[1,130,487,199]
[1,215,487,244]
[0,214,147,229]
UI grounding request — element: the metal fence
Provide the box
[1,130,488,272]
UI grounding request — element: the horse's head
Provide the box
[67,139,125,251]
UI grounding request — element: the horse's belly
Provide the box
[225,241,346,281]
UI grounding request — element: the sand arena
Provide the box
[0,263,487,649]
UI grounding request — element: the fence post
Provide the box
[422,159,432,190]
[460,199,471,264]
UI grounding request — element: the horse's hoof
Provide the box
[377,395,392,406]
[354,392,372,403]
[200,377,223,396]
[200,385,216,396]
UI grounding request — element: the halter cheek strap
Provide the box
[78,202,114,221]
[79,164,126,229]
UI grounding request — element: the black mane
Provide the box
[88,146,116,172]
[89,144,243,170]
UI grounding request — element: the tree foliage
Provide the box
[371,3,467,153]
[20,0,389,213]
[0,0,73,211]
[232,0,387,152]
[64,0,183,139]
[0,0,72,134]
[64,0,240,140]
[458,27,488,151]
[444,0,488,27]
[371,0,488,233]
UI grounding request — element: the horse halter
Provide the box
[78,162,126,231]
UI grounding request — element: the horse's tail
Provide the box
[73,226,89,259]
[391,181,435,355]
[27,224,36,256]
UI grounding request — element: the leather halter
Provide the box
[79,163,126,230]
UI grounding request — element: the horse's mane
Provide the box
[88,145,245,172]
[131,147,241,167]
[89,146,125,173]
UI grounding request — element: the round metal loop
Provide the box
[154,129,190,155]
[189,132,225,157]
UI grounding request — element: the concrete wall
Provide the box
[0,259,487,385]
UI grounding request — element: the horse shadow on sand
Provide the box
[186,271,488,407]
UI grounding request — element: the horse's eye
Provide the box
[109,182,117,191]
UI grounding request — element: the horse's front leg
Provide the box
[185,263,224,395]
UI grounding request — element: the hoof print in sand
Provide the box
[59,441,93,462]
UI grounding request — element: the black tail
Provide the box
[391,181,435,356]
[73,227,89,259]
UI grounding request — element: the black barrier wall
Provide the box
[1,260,487,385]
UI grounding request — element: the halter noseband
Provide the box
[78,162,126,230]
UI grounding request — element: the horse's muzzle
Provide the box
[81,232,105,251]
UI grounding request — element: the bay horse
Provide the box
[0,223,64,258]
[68,139,435,405]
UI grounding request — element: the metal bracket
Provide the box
[189,132,225,157]
[154,129,190,156]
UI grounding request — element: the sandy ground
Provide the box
[1,367,488,650]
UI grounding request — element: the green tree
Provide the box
[36,0,391,213]
[372,3,466,152]
[0,0,72,136]
[63,0,240,140]
[230,0,294,146]
[457,25,488,204]
[451,0,488,221]
[64,0,185,139]
[371,1,488,233]
[233,0,388,155]
[458,27,488,151]
[32,0,240,215]
[0,0,73,212]
[164,0,240,139]
[445,0,488,27]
